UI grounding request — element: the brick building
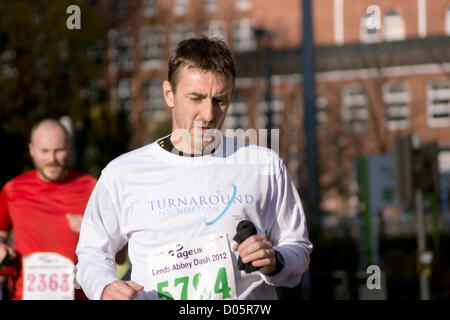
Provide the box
[89,0,450,217]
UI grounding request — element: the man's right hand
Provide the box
[101,280,144,300]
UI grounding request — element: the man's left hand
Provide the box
[232,234,276,275]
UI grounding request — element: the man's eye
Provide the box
[214,99,227,106]
[190,97,202,101]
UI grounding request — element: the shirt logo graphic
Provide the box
[204,184,237,226]
[148,184,253,226]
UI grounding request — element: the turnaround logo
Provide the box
[203,184,236,226]
[147,184,254,226]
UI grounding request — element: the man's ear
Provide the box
[28,143,34,158]
[163,80,174,109]
[230,85,235,104]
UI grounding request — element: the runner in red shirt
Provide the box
[0,119,96,300]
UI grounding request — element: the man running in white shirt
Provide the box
[75,37,313,300]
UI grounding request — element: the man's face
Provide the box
[163,66,234,153]
[29,125,70,182]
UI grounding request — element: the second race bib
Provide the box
[22,252,75,300]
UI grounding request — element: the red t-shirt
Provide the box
[0,169,97,300]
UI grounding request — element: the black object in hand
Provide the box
[233,220,260,273]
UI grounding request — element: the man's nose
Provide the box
[50,151,58,163]
[200,99,214,123]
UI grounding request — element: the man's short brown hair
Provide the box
[168,36,236,93]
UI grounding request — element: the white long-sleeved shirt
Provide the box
[76,134,313,300]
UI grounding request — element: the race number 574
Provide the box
[157,267,231,300]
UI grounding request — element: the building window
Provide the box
[257,92,284,129]
[112,78,132,112]
[236,0,251,11]
[174,0,188,16]
[143,78,166,121]
[316,91,328,131]
[232,19,256,52]
[341,84,368,132]
[225,90,249,130]
[83,80,106,105]
[446,5,450,35]
[143,0,157,17]
[84,0,98,7]
[384,9,405,41]
[143,79,164,112]
[203,21,226,41]
[170,24,195,50]
[383,81,410,131]
[205,0,218,12]
[112,0,128,20]
[86,39,104,63]
[360,6,381,43]
[140,26,164,69]
[0,50,17,78]
[427,79,450,127]
[108,28,134,71]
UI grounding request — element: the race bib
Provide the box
[147,233,236,300]
[22,252,75,300]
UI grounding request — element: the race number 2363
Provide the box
[26,273,72,292]
[22,252,75,300]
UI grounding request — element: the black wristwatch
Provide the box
[267,250,284,277]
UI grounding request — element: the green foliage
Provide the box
[0,1,131,177]
[0,0,102,121]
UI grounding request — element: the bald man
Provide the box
[0,119,97,300]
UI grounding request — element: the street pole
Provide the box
[264,32,273,149]
[253,28,274,149]
[301,0,320,228]
[300,0,319,300]
[415,188,431,300]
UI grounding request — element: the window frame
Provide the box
[341,84,369,132]
[232,19,257,52]
[383,81,410,131]
[384,8,406,41]
[427,78,450,128]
